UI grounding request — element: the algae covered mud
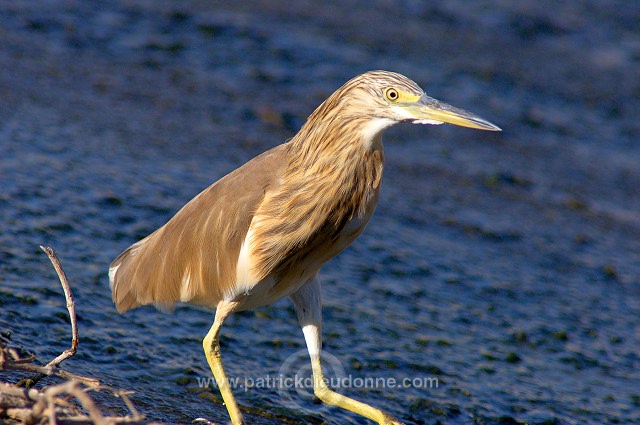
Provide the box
[1,1,639,424]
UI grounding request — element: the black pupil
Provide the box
[389,90,397,99]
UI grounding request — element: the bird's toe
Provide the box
[380,414,406,425]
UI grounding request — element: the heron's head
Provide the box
[293,70,500,158]
[332,70,501,141]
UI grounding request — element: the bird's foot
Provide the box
[380,413,406,425]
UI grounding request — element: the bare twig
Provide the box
[0,382,29,399]
[101,387,143,420]
[7,361,100,386]
[0,246,149,424]
[1,379,148,424]
[4,407,32,422]
[17,246,84,389]
[40,245,79,369]
[44,380,107,425]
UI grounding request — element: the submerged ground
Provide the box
[1,1,639,424]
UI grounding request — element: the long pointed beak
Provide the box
[403,94,501,131]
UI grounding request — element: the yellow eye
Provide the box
[385,88,399,102]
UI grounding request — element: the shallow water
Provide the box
[1,1,639,424]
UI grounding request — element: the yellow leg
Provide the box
[309,357,404,425]
[203,300,243,425]
[290,276,405,425]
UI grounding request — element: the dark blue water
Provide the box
[1,1,639,424]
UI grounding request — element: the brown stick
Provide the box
[43,380,107,425]
[9,362,100,386]
[18,246,87,389]
[40,245,79,369]
[1,247,149,424]
[99,386,143,420]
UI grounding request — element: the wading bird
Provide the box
[109,70,500,425]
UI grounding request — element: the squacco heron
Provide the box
[109,70,500,424]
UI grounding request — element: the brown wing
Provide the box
[109,145,287,313]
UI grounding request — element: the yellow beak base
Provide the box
[404,95,501,131]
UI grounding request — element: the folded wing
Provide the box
[109,145,287,312]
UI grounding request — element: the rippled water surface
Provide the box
[1,1,639,424]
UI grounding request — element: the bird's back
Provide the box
[109,145,288,312]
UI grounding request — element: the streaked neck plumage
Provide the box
[248,92,387,284]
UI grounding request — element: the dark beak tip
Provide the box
[476,117,502,132]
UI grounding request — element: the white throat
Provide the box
[360,118,395,149]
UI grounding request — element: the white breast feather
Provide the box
[179,266,193,302]
[232,228,259,299]
[108,264,120,291]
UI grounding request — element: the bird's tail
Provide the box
[109,240,147,313]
